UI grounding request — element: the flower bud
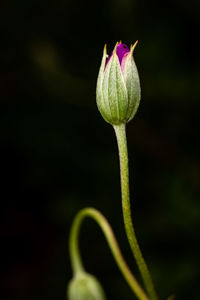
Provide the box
[67,272,106,300]
[96,41,141,125]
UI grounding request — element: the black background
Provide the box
[1,0,200,299]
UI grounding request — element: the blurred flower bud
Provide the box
[67,272,106,300]
[96,41,141,125]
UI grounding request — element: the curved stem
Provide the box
[113,123,158,300]
[69,207,149,300]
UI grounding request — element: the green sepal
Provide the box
[67,272,106,300]
[101,44,128,125]
[123,45,141,122]
[96,45,112,124]
[96,42,141,125]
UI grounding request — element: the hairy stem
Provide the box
[113,123,158,300]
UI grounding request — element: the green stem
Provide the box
[69,207,150,300]
[113,123,158,300]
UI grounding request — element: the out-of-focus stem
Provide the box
[69,207,149,300]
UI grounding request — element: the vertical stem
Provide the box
[113,123,158,300]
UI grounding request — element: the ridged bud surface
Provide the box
[96,42,141,125]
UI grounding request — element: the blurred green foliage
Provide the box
[0,0,200,300]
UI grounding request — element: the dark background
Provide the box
[1,0,200,299]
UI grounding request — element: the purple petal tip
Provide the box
[106,42,130,67]
[116,43,130,64]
